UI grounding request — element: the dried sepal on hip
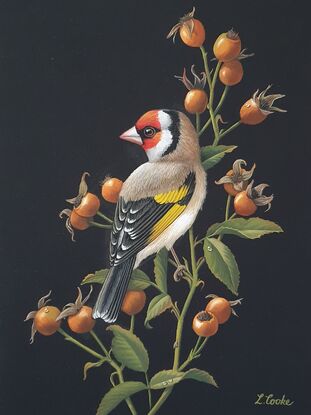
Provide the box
[253,85,287,115]
[246,180,274,211]
[167,7,196,42]
[24,290,53,344]
[66,172,90,207]
[215,159,256,192]
[56,286,93,321]
[175,65,207,90]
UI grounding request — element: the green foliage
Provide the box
[150,370,184,389]
[107,325,149,373]
[144,293,173,328]
[81,268,151,291]
[154,248,168,293]
[150,368,217,390]
[82,269,109,285]
[207,217,283,239]
[183,368,218,387]
[204,237,240,295]
[201,145,237,170]
[96,381,147,415]
[129,269,152,290]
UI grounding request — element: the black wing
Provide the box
[109,172,196,266]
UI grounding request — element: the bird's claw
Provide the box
[173,265,187,282]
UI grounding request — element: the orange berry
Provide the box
[192,311,219,337]
[102,178,123,203]
[34,306,61,336]
[121,291,146,316]
[67,306,95,334]
[234,191,257,216]
[219,60,243,86]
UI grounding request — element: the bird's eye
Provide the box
[143,127,156,138]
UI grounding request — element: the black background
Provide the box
[0,0,310,414]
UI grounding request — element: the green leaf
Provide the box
[96,381,147,415]
[81,268,151,291]
[154,248,168,293]
[207,218,283,239]
[149,369,218,390]
[204,237,240,295]
[107,325,149,372]
[183,368,218,388]
[201,145,237,170]
[128,269,152,290]
[144,293,173,328]
[81,269,109,285]
[150,370,184,389]
[83,359,107,381]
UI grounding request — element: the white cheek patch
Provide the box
[146,129,172,161]
[158,110,172,129]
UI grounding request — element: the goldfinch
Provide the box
[93,109,207,322]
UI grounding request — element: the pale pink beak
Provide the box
[119,126,143,145]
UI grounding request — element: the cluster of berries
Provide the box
[216,159,274,216]
[25,288,146,343]
[193,295,241,337]
[59,172,123,240]
[169,8,285,124]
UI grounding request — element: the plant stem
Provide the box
[60,328,138,414]
[58,328,104,360]
[196,113,200,133]
[145,372,152,409]
[89,221,111,229]
[148,227,199,414]
[215,85,229,114]
[168,257,178,268]
[90,329,110,357]
[178,337,201,372]
[199,86,229,137]
[200,46,221,143]
[108,358,137,414]
[218,194,232,242]
[213,120,241,146]
[192,336,203,355]
[225,194,232,221]
[96,211,113,224]
[210,61,221,108]
[173,227,198,370]
[130,315,135,333]
[197,257,205,273]
[199,46,212,89]
[208,58,221,141]
[148,388,172,415]
[117,368,137,415]
[178,337,209,372]
[89,330,137,415]
[196,337,208,355]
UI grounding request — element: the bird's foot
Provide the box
[173,265,187,282]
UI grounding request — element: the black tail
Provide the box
[92,257,136,322]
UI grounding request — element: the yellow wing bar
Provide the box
[148,203,186,242]
[154,184,189,204]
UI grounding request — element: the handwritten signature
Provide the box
[255,393,294,406]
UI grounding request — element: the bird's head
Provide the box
[120,109,199,162]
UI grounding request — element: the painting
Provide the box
[1,1,308,414]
